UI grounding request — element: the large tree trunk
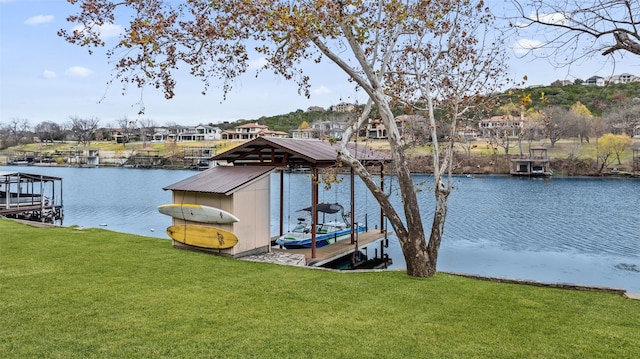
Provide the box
[426,184,451,276]
[374,92,432,277]
[340,152,432,277]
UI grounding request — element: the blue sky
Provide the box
[1,0,638,127]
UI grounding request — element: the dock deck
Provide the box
[273,230,389,267]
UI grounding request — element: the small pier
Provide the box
[0,171,63,224]
[128,147,163,168]
[273,230,391,268]
[183,146,216,170]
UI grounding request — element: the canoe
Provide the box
[158,203,239,224]
[166,224,239,249]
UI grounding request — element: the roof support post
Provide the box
[350,166,355,244]
[380,163,385,233]
[311,167,319,259]
[40,175,45,222]
[279,169,284,236]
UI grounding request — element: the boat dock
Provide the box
[0,171,64,224]
[273,230,390,267]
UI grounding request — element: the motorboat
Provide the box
[275,203,366,249]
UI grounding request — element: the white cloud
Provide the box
[25,15,54,25]
[64,66,92,77]
[97,23,123,39]
[72,22,123,41]
[312,85,331,95]
[42,70,57,79]
[512,38,545,55]
[248,57,268,70]
[535,12,567,25]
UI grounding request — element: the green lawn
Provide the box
[1,218,639,358]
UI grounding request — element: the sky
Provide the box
[1,0,638,128]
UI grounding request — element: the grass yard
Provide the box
[1,218,639,358]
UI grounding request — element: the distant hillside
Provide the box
[499,82,640,116]
[216,108,361,133]
[213,82,640,132]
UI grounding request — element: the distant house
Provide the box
[366,115,427,141]
[291,127,313,139]
[307,106,326,112]
[608,73,639,84]
[221,122,288,140]
[584,76,606,86]
[395,115,428,142]
[175,125,221,142]
[457,125,479,139]
[367,119,386,139]
[331,102,356,113]
[152,127,171,142]
[551,79,573,87]
[479,116,523,138]
[151,125,221,142]
[613,120,640,138]
[311,120,347,139]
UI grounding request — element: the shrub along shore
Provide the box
[1,218,639,358]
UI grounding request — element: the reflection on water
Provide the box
[4,166,639,292]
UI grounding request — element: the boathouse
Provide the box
[0,171,63,224]
[163,165,275,257]
[162,137,392,263]
[510,147,552,176]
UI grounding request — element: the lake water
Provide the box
[3,165,639,292]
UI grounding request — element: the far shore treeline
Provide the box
[1,82,639,177]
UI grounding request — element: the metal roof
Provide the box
[0,171,63,182]
[162,165,275,195]
[212,137,391,167]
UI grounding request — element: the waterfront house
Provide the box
[479,115,524,138]
[151,124,222,142]
[220,122,288,140]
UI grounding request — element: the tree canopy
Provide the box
[510,0,640,66]
[61,0,510,277]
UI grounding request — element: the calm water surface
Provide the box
[4,165,639,292]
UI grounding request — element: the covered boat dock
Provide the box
[212,137,393,265]
[0,171,63,224]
